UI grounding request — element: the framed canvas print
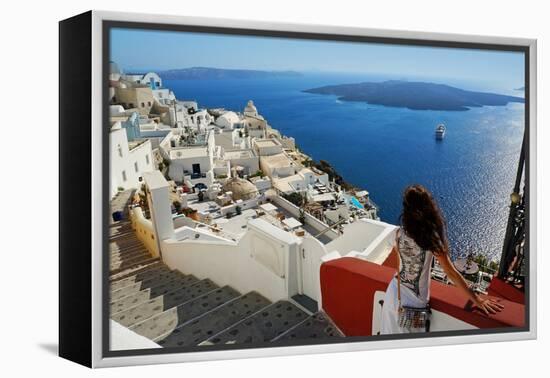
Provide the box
[59,10,537,368]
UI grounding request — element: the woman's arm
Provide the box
[435,252,504,315]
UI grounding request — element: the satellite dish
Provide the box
[454,258,479,275]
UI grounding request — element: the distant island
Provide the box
[515,86,525,91]
[304,80,525,111]
[159,67,302,80]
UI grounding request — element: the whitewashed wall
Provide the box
[110,127,154,198]
[160,219,300,302]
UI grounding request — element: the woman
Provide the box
[380,184,503,334]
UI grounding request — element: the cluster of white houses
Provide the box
[108,62,524,349]
[109,61,378,232]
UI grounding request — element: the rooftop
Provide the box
[186,199,327,243]
[128,139,149,151]
[224,149,256,159]
[255,139,280,148]
[260,153,294,168]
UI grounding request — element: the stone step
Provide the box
[157,291,272,348]
[110,240,144,252]
[110,249,150,264]
[130,285,241,341]
[110,235,140,244]
[110,254,157,272]
[110,266,174,291]
[111,269,183,294]
[110,242,147,255]
[110,264,171,286]
[110,256,160,275]
[111,278,217,327]
[110,223,134,230]
[272,312,344,342]
[110,242,146,253]
[111,276,211,316]
[110,228,134,236]
[109,260,163,282]
[111,245,148,257]
[110,232,137,242]
[111,270,189,301]
[110,288,153,315]
[110,219,132,228]
[200,300,307,346]
[111,282,144,302]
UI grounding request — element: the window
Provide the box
[129,103,134,108]
[145,154,150,165]
[117,144,123,158]
[148,101,152,106]
[122,170,127,182]
[141,102,145,108]
[134,161,139,172]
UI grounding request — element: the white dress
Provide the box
[380,228,434,334]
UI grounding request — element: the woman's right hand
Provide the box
[473,296,504,315]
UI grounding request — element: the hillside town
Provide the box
[107,61,523,350]
[109,61,379,241]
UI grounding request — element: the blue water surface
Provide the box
[164,74,524,260]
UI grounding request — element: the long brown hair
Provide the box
[399,184,448,255]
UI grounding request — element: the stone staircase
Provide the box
[109,190,343,348]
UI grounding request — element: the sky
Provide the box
[110,28,525,90]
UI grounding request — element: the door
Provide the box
[192,163,201,175]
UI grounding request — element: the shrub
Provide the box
[283,192,305,207]
[249,170,264,178]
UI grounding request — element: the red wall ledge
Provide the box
[487,277,525,304]
[320,257,525,337]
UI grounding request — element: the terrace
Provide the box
[181,196,334,244]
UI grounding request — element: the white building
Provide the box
[223,149,260,176]
[110,122,155,198]
[152,88,176,106]
[123,72,163,89]
[176,106,213,130]
[253,138,284,156]
[159,129,215,188]
[259,152,297,179]
[215,111,242,130]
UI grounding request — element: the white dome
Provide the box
[215,111,240,129]
[109,105,125,115]
[109,61,122,75]
[244,100,258,116]
[223,177,258,201]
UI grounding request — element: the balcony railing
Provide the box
[498,130,526,286]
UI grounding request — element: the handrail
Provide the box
[314,217,347,238]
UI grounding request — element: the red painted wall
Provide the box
[320,257,525,336]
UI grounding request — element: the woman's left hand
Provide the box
[473,296,505,315]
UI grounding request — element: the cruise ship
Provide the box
[435,123,446,140]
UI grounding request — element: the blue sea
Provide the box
[164,74,524,261]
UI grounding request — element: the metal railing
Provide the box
[498,130,526,283]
